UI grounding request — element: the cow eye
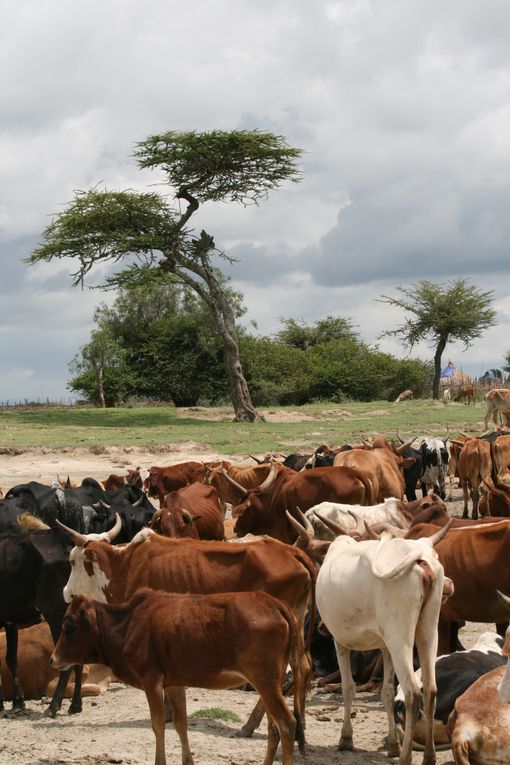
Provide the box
[63,620,77,637]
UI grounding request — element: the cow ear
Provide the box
[402,457,416,468]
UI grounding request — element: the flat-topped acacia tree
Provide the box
[29,130,302,421]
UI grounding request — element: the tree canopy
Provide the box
[29,130,303,421]
[379,278,496,398]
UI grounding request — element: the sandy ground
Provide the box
[0,447,491,765]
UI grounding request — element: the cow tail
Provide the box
[292,548,317,654]
[279,604,306,756]
[352,468,374,505]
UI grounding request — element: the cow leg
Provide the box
[496,621,509,639]
[238,696,265,737]
[5,624,24,712]
[44,668,73,717]
[415,620,439,765]
[386,634,421,765]
[68,664,83,714]
[470,486,479,521]
[145,680,170,765]
[335,643,354,750]
[379,647,400,758]
[164,686,193,765]
[461,480,470,518]
[261,692,296,765]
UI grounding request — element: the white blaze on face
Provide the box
[63,545,110,603]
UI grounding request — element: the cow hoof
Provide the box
[68,703,82,715]
[44,706,58,718]
[338,737,353,751]
[387,741,400,757]
[236,726,255,738]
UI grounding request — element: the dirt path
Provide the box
[0,447,486,765]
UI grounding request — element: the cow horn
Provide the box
[181,509,194,525]
[363,521,379,540]
[313,510,348,537]
[449,439,467,447]
[105,513,122,542]
[394,436,417,454]
[94,499,111,510]
[55,519,87,547]
[149,509,162,528]
[428,518,453,547]
[220,469,249,497]
[295,506,314,535]
[396,429,405,445]
[362,439,374,450]
[249,454,263,464]
[479,429,494,438]
[131,495,145,507]
[459,431,471,438]
[286,511,313,543]
[257,463,277,491]
[496,590,510,611]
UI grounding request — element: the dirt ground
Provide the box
[0,447,490,765]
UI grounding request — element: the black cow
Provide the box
[394,632,506,749]
[0,517,82,715]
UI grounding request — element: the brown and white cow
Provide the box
[57,520,315,737]
[51,589,307,765]
[150,484,224,540]
[395,389,413,403]
[448,663,510,765]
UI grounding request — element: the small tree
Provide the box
[276,315,358,350]
[29,130,302,421]
[379,278,496,399]
[69,319,128,407]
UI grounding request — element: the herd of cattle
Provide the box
[4,391,510,763]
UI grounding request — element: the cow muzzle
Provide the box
[49,652,72,671]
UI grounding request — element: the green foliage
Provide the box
[379,278,496,350]
[134,130,302,205]
[189,707,241,723]
[29,190,176,285]
[276,315,358,350]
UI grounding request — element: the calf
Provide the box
[394,632,506,751]
[51,589,306,765]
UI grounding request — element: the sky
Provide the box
[2,0,510,402]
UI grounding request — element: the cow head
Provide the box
[150,505,199,538]
[50,596,99,670]
[57,515,122,603]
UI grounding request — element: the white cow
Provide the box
[316,523,452,765]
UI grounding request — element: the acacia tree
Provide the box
[379,278,496,399]
[29,130,302,421]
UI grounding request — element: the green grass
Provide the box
[0,399,490,453]
[189,707,242,723]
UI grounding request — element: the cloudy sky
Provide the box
[2,0,510,402]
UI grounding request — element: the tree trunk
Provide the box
[164,228,264,423]
[432,337,447,399]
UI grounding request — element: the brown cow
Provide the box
[203,462,288,507]
[453,385,476,405]
[0,623,103,704]
[102,467,148,492]
[333,438,415,503]
[232,463,373,543]
[453,437,492,519]
[146,461,229,504]
[395,389,413,402]
[484,388,510,429]
[481,480,510,517]
[51,589,306,765]
[57,522,315,738]
[150,484,224,540]
[405,520,510,653]
[491,434,510,484]
[448,665,510,765]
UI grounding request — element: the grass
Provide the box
[0,399,490,453]
[189,707,242,723]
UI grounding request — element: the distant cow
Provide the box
[453,386,476,405]
[51,589,307,765]
[484,388,510,429]
[395,389,413,403]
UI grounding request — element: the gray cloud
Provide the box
[2,0,510,399]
